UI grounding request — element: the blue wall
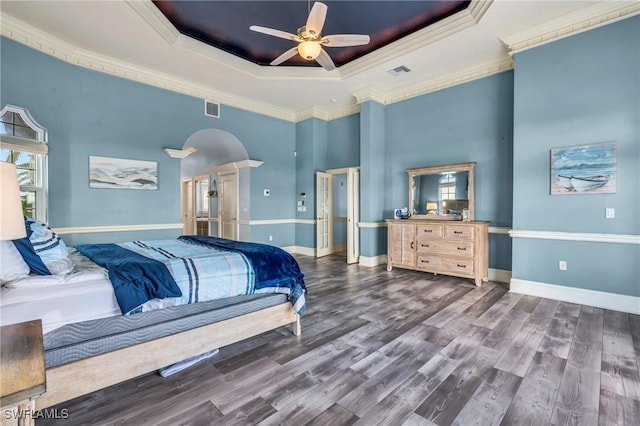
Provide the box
[0,37,295,246]
[383,72,515,270]
[512,16,639,296]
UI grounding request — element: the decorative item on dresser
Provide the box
[386,219,489,286]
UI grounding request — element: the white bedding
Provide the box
[0,249,121,334]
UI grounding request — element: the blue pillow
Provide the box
[12,220,51,275]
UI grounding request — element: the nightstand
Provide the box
[0,320,46,426]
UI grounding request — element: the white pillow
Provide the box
[0,240,30,283]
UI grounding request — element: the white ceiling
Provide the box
[0,1,637,121]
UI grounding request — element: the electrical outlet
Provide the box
[269,235,273,241]
[559,260,567,271]
[605,208,615,219]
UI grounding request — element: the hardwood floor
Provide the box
[39,255,640,425]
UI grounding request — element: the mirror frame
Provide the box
[407,161,476,220]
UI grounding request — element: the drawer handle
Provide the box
[457,247,466,251]
[454,231,463,234]
[421,244,429,248]
[457,264,466,268]
[421,260,429,263]
[424,229,432,233]
[410,242,414,250]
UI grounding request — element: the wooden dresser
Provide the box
[386,219,489,286]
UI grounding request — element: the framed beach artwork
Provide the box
[551,142,616,195]
[89,156,158,190]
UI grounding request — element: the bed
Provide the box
[0,234,306,409]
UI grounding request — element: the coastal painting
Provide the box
[551,142,616,194]
[89,156,158,190]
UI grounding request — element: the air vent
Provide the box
[204,100,220,118]
[388,65,411,77]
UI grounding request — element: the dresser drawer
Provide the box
[442,258,475,275]
[416,256,474,276]
[416,255,445,270]
[416,224,443,238]
[416,240,474,258]
[445,225,475,240]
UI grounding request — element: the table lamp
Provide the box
[1,162,27,240]
[426,202,438,214]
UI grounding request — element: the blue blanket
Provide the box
[178,235,307,314]
[77,237,306,315]
[75,243,182,314]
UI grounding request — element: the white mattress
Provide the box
[0,250,122,334]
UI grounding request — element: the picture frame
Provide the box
[551,142,616,195]
[89,156,158,190]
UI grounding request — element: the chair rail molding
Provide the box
[54,223,183,235]
[509,230,640,245]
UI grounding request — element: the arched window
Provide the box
[0,105,48,222]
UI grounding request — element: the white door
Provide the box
[347,168,360,264]
[316,171,333,257]
[194,175,210,236]
[181,179,194,235]
[219,172,237,240]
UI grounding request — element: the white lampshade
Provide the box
[0,162,27,240]
[298,41,322,60]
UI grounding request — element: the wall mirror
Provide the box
[407,162,475,220]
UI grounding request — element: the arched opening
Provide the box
[180,129,249,239]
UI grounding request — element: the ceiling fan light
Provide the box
[298,41,321,60]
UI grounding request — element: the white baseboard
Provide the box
[489,268,511,283]
[359,254,388,267]
[510,278,640,315]
[288,246,316,257]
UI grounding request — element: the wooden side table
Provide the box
[0,320,46,426]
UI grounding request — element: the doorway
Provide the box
[316,167,360,264]
[181,174,214,236]
[218,171,237,240]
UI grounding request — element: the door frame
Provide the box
[315,171,333,257]
[326,166,361,263]
[217,170,238,240]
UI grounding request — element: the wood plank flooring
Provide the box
[38,255,640,425]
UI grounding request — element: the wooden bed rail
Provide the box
[36,304,300,409]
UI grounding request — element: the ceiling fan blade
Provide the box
[270,47,299,66]
[315,48,335,71]
[250,25,298,41]
[306,2,327,37]
[322,34,370,47]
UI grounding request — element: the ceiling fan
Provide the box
[249,1,370,71]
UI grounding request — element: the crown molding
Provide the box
[351,57,513,107]
[501,1,640,55]
[293,104,360,123]
[338,0,493,79]
[0,13,296,123]
[385,57,514,105]
[352,86,387,105]
[128,0,492,82]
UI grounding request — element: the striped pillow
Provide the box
[25,217,74,275]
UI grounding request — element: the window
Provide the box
[0,105,48,222]
[438,172,456,203]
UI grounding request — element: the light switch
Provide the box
[605,208,615,219]
[264,189,270,197]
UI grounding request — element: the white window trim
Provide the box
[0,105,48,222]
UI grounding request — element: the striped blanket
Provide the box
[76,238,306,315]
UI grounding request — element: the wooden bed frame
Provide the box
[36,303,300,409]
